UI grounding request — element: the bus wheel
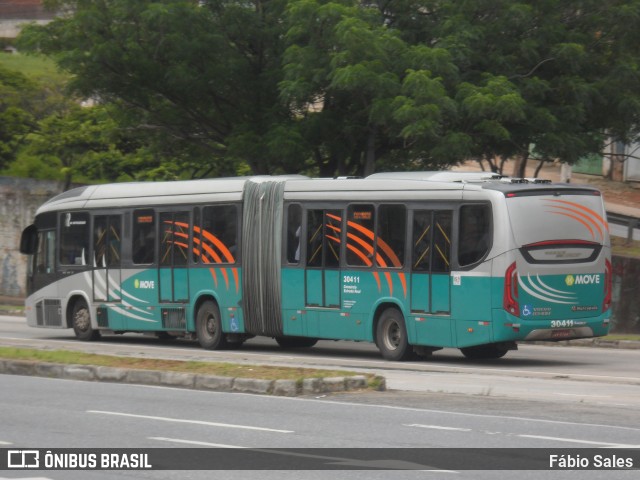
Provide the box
[460,344,509,360]
[72,299,101,341]
[376,308,412,361]
[275,336,318,349]
[196,301,228,350]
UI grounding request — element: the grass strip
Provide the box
[0,346,376,384]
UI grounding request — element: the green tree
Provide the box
[281,0,464,176]
[0,65,38,170]
[16,0,640,179]
[19,0,301,176]
[428,0,640,175]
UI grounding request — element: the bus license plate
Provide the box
[551,329,572,339]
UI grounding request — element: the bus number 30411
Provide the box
[343,275,361,284]
[551,320,575,328]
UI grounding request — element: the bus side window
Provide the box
[346,204,374,267]
[458,204,491,266]
[133,210,155,264]
[36,230,56,274]
[200,205,238,264]
[59,212,89,266]
[377,204,406,268]
[286,204,302,264]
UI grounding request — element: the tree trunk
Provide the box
[533,159,546,178]
[362,127,376,177]
[512,151,529,178]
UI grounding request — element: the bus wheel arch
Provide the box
[68,296,101,341]
[373,304,412,361]
[195,297,228,350]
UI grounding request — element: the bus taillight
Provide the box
[603,259,612,312]
[503,262,519,316]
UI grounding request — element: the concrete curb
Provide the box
[0,359,385,396]
[529,338,640,349]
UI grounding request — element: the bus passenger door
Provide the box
[159,211,190,303]
[411,210,453,345]
[305,210,342,334]
[93,215,122,303]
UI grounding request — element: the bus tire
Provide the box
[72,299,101,341]
[275,336,318,349]
[460,344,509,360]
[376,307,412,361]
[196,300,228,350]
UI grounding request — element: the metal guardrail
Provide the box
[607,211,640,243]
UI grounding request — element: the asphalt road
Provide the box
[0,375,639,480]
[1,315,639,409]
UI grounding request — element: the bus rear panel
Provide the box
[491,186,611,344]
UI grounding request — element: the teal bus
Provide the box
[20,173,612,360]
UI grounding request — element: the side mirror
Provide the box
[20,225,38,255]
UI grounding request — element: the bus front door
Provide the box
[92,215,122,303]
[159,211,190,303]
[410,210,452,345]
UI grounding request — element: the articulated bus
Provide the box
[19,172,612,360]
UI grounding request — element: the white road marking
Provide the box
[149,437,245,448]
[297,397,640,433]
[0,441,12,445]
[518,434,638,447]
[554,393,610,398]
[404,424,472,432]
[87,410,293,433]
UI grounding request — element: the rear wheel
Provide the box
[376,307,412,361]
[72,299,101,341]
[460,343,510,360]
[196,301,228,350]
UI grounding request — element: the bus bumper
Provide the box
[492,310,611,342]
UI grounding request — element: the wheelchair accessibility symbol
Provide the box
[521,305,532,317]
[230,317,239,332]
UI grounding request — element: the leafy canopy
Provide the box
[10,0,640,179]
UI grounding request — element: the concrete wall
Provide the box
[0,176,64,297]
[611,256,640,334]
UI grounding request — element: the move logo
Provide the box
[134,279,155,289]
[565,274,600,286]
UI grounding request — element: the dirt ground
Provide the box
[457,159,640,210]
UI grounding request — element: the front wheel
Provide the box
[72,299,101,341]
[196,301,228,350]
[376,307,412,361]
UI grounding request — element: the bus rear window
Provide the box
[506,194,608,247]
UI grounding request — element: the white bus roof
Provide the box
[35,171,600,216]
[367,171,504,182]
[37,175,483,215]
[37,177,253,213]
